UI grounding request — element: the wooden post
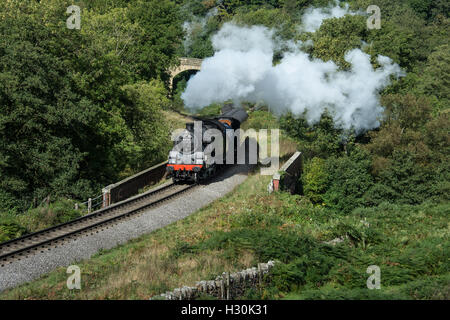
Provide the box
[226,272,230,300]
[272,173,281,192]
[258,263,262,294]
[45,195,51,207]
[102,188,111,208]
[88,198,92,214]
[75,203,79,210]
[273,179,280,191]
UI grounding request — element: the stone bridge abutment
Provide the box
[169,57,203,91]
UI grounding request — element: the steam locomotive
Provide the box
[166,105,249,183]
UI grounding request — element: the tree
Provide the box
[418,45,450,112]
[322,147,374,213]
[366,3,433,71]
[0,0,184,210]
[81,8,143,77]
[127,0,184,83]
[311,15,367,69]
[120,80,171,171]
[302,157,329,204]
[0,0,99,208]
[234,7,297,40]
[280,112,344,159]
[380,94,432,130]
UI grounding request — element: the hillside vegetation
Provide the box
[1,150,448,299]
[0,0,448,299]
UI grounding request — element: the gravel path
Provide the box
[0,165,252,292]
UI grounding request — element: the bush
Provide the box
[322,147,374,213]
[302,157,329,204]
[371,150,448,205]
[299,286,410,300]
[331,219,382,249]
[279,112,343,159]
[190,228,317,263]
[18,199,82,234]
[363,183,399,207]
[271,250,337,292]
[399,274,450,300]
[0,219,28,243]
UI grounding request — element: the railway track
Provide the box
[0,181,196,267]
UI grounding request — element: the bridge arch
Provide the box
[169,57,203,91]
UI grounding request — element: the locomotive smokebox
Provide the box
[167,105,249,183]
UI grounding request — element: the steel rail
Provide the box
[0,182,196,266]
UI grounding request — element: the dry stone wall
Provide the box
[155,261,277,300]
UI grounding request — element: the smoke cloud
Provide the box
[182,7,218,55]
[300,0,358,33]
[181,9,403,132]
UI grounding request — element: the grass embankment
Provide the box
[0,200,82,243]
[2,169,448,300]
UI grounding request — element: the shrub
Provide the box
[302,157,329,204]
[19,199,82,233]
[372,150,447,205]
[299,286,410,300]
[331,220,382,249]
[0,219,28,243]
[363,183,399,207]
[322,147,374,213]
[192,229,317,263]
[271,250,337,291]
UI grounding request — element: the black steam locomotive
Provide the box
[166,105,249,183]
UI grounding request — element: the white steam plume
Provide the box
[300,0,358,33]
[183,7,218,55]
[181,22,403,132]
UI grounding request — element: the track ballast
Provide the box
[0,181,196,267]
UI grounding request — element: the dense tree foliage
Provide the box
[0,0,448,242]
[272,0,449,212]
[0,0,183,211]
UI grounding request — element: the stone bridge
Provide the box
[169,57,203,90]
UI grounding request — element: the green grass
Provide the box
[1,169,448,300]
[0,199,83,243]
